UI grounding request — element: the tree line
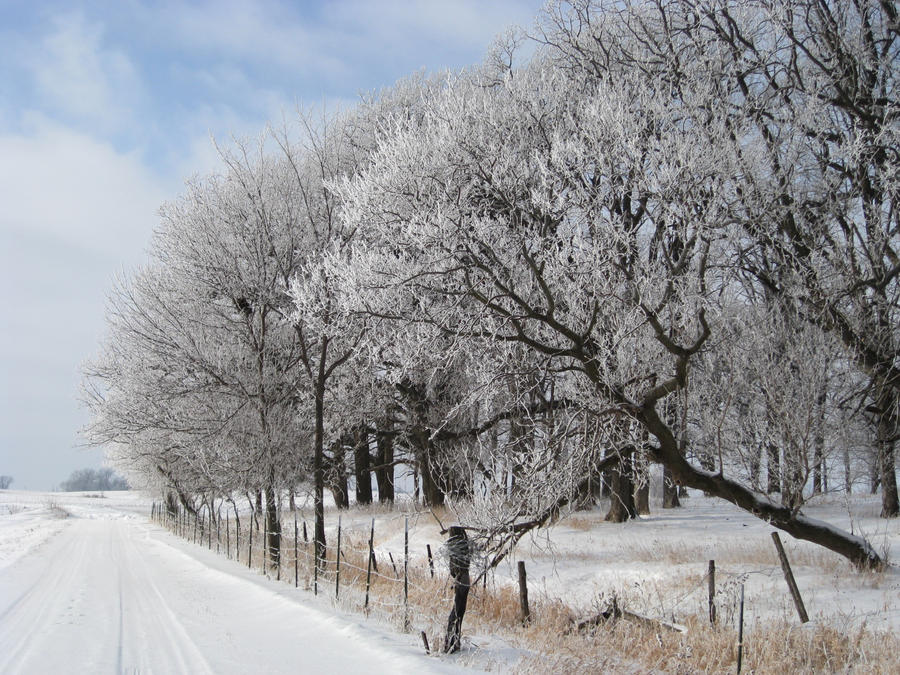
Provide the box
[83,0,898,571]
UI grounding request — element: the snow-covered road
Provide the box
[0,498,458,674]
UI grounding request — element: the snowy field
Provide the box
[2,488,898,673]
[0,490,464,674]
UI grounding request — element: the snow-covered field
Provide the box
[2,488,898,673]
[0,490,464,674]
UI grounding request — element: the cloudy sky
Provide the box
[0,0,545,490]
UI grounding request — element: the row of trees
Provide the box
[84,0,898,571]
[59,467,129,492]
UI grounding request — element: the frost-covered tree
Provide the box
[337,6,883,566]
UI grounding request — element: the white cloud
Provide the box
[0,116,168,263]
[26,11,144,132]
[147,0,349,78]
[325,0,541,53]
[0,119,169,489]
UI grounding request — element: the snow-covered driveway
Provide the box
[0,499,456,674]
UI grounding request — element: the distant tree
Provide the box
[59,467,129,492]
[0,475,12,489]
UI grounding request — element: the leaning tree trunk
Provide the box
[641,404,882,569]
[444,526,471,653]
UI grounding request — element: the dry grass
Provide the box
[512,613,900,674]
[155,509,900,673]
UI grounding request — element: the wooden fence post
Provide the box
[248,520,253,569]
[427,544,435,578]
[708,559,716,624]
[365,518,375,612]
[444,526,471,653]
[771,532,809,623]
[404,517,409,632]
[518,561,530,625]
[737,583,745,674]
[294,511,299,588]
[226,512,230,560]
[335,515,342,599]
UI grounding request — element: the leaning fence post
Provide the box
[427,544,435,578]
[708,559,716,624]
[335,515,342,599]
[388,552,398,578]
[518,560,530,625]
[771,532,809,623]
[365,518,375,612]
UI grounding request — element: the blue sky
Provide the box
[0,0,545,489]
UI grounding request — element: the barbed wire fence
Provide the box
[148,499,818,659]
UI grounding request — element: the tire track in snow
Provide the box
[0,504,462,674]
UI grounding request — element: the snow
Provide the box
[2,488,897,673]
[0,490,466,674]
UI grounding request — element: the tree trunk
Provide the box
[420,452,445,507]
[264,483,280,572]
[877,416,899,518]
[414,429,444,507]
[813,387,826,495]
[313,372,326,571]
[326,437,350,509]
[641,404,882,569]
[662,399,681,508]
[634,447,650,515]
[354,427,373,505]
[782,444,805,510]
[767,443,781,494]
[662,465,681,508]
[605,449,637,523]
[374,430,395,503]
